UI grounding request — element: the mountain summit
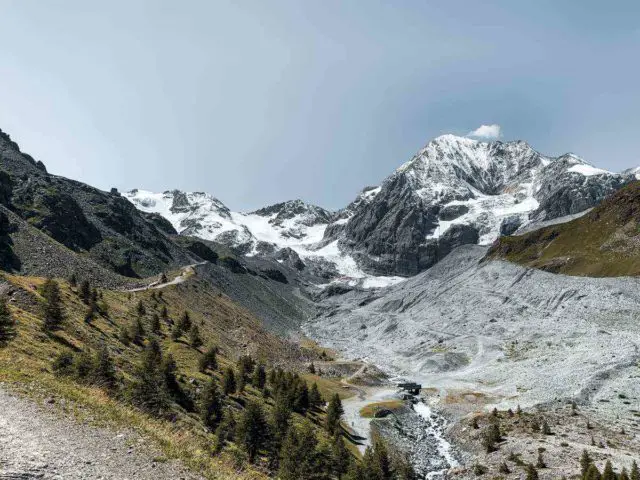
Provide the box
[127,134,635,279]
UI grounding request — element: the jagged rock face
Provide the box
[0,128,195,278]
[335,135,635,276]
[251,199,333,227]
[124,190,333,255]
[531,155,632,221]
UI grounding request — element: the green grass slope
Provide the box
[487,181,640,276]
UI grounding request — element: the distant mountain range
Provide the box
[126,134,638,279]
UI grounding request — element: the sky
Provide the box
[1,1,639,211]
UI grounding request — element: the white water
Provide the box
[413,402,460,479]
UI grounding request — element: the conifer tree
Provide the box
[585,464,602,480]
[252,363,266,389]
[150,313,161,334]
[136,300,146,317]
[621,467,631,480]
[161,304,168,320]
[332,431,351,478]
[0,297,16,346]
[178,310,191,331]
[41,278,64,331]
[581,450,593,478]
[189,324,202,348]
[526,464,539,480]
[602,460,616,480]
[223,367,236,395]
[198,345,218,372]
[279,420,321,479]
[309,382,323,409]
[536,451,546,469]
[631,461,639,480]
[326,393,344,435]
[130,339,168,414]
[160,272,168,284]
[170,323,182,341]
[69,272,77,287]
[344,461,366,480]
[79,280,91,304]
[130,317,145,345]
[271,392,292,454]
[93,344,116,389]
[215,409,236,451]
[236,400,268,463]
[294,382,309,413]
[200,378,223,429]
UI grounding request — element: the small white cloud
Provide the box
[467,124,502,139]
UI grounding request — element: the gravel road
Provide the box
[0,387,202,480]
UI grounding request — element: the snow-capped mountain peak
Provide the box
[125,133,637,281]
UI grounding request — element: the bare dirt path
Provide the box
[126,262,206,293]
[0,387,202,480]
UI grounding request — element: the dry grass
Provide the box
[359,400,404,418]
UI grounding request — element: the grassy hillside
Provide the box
[0,269,360,479]
[487,181,640,276]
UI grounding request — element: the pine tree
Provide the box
[372,440,391,480]
[84,297,98,324]
[308,362,316,374]
[271,392,292,447]
[161,353,188,408]
[130,339,168,414]
[130,317,145,345]
[278,420,320,479]
[150,313,161,334]
[581,450,593,478]
[189,324,202,348]
[41,278,64,331]
[631,461,640,480]
[536,451,546,469]
[0,297,16,346]
[309,382,323,409]
[200,378,223,429]
[170,323,182,341]
[326,393,344,435]
[161,305,168,320]
[526,464,539,480]
[178,311,191,331]
[344,461,366,480]
[602,460,615,480]
[136,300,146,317]
[198,346,218,372]
[585,464,602,480]
[93,344,116,389]
[542,420,552,435]
[160,272,168,284]
[236,400,268,463]
[252,363,266,389]
[79,280,91,304]
[294,382,309,413]
[621,467,631,480]
[332,432,350,478]
[214,409,236,452]
[223,367,236,395]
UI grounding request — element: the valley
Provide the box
[2,126,640,479]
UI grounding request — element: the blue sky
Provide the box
[1,1,639,210]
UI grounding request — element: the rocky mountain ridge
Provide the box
[127,134,637,278]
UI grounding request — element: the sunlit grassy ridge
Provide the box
[0,271,345,479]
[487,181,640,276]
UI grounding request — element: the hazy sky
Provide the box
[1,1,639,210]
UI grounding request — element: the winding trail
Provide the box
[126,262,206,293]
[0,387,201,480]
